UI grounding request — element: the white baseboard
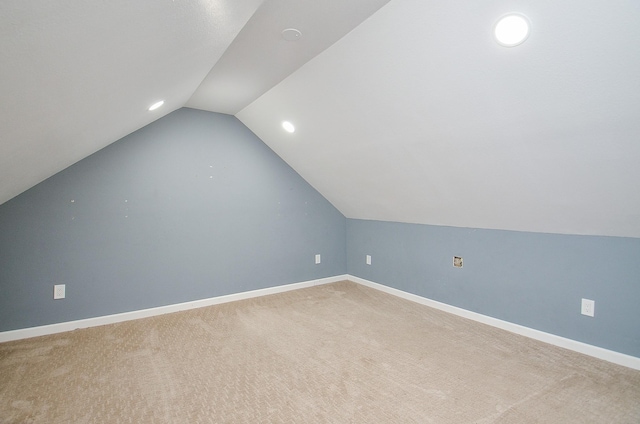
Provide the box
[3,273,638,371]
[348,275,640,371]
[0,274,349,343]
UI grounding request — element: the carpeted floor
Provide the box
[1,280,639,423]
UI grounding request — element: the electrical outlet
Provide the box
[54,284,66,300]
[315,254,321,264]
[581,298,595,317]
[366,255,371,265]
[453,256,463,268]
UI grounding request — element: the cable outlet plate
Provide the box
[54,284,66,300]
[581,298,595,317]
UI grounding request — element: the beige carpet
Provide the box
[1,281,639,423]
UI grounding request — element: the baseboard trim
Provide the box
[0,274,348,343]
[4,274,638,370]
[348,275,640,371]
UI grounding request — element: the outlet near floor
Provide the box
[581,298,595,317]
[315,254,321,264]
[54,284,66,300]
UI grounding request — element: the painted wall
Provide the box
[2,107,637,361]
[347,219,640,358]
[0,108,346,332]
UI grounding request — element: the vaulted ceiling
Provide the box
[2,0,639,238]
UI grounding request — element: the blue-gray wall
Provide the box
[2,108,638,360]
[0,108,346,332]
[347,219,640,358]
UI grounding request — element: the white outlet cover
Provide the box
[581,298,595,317]
[315,254,321,264]
[54,284,66,300]
[366,255,371,265]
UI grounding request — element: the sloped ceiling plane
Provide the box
[2,0,639,238]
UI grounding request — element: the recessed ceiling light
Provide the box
[281,28,302,41]
[282,121,295,133]
[148,100,164,111]
[494,14,530,47]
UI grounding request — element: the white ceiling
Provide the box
[2,0,640,238]
[238,0,640,238]
[0,0,262,203]
[187,0,390,115]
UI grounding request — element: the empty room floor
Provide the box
[1,281,639,423]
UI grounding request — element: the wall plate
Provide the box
[54,284,66,300]
[581,298,595,317]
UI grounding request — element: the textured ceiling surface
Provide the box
[2,0,639,238]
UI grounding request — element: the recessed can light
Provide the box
[281,28,302,41]
[282,121,295,133]
[494,14,530,47]
[148,100,164,111]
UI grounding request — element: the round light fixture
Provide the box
[282,121,295,133]
[148,100,164,111]
[494,14,530,47]
[281,28,302,41]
